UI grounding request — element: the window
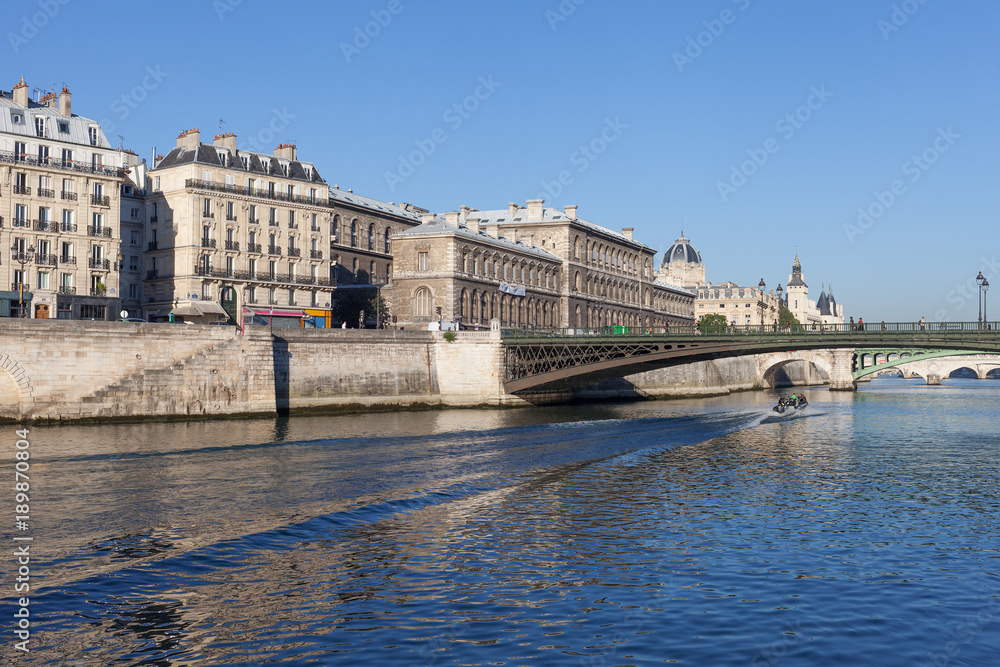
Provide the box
[384,228,391,254]
[81,305,106,320]
[332,215,340,243]
[226,201,235,221]
[61,210,74,232]
[269,207,276,224]
[249,204,257,223]
[37,272,49,289]
[414,287,432,318]
[35,116,45,137]
[418,252,428,272]
[154,176,160,191]
[38,145,49,163]
[61,242,73,262]
[350,220,357,247]
[368,224,375,251]
[88,127,98,146]
[151,202,158,219]
[129,284,138,299]
[92,213,104,230]
[203,198,212,217]
[92,154,103,169]
[201,170,212,184]
[129,256,138,271]
[14,141,25,160]
[11,113,22,124]
[58,121,68,134]
[130,208,139,219]
[288,210,295,226]
[288,287,295,305]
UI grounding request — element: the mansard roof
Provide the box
[153,143,325,184]
[473,207,653,251]
[394,215,561,262]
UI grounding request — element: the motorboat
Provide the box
[773,393,808,414]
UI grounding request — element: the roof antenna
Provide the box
[116,134,125,150]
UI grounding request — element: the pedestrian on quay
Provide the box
[920,316,926,330]
[850,316,855,331]
[859,317,865,331]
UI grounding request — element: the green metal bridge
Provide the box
[500,321,1000,393]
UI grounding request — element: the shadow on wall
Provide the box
[0,372,21,420]
[272,336,290,416]
[767,361,830,388]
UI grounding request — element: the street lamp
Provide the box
[758,279,766,328]
[775,283,783,329]
[11,242,35,318]
[977,271,986,327]
[983,278,990,326]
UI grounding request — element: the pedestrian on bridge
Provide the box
[920,317,926,330]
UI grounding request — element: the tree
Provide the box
[779,304,801,327]
[698,313,728,333]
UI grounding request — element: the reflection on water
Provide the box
[10,380,1000,665]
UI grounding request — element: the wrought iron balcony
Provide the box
[33,220,56,232]
[287,247,301,257]
[288,221,298,229]
[311,225,321,232]
[89,258,110,270]
[0,150,125,177]
[268,220,279,227]
[11,251,33,263]
[268,245,281,255]
[11,282,27,291]
[90,288,107,297]
[147,241,158,251]
[247,243,262,253]
[202,211,215,219]
[91,194,110,207]
[61,191,77,201]
[58,286,76,295]
[225,240,240,251]
[149,215,158,222]
[226,215,237,222]
[60,223,77,233]
[310,250,323,260]
[13,185,30,195]
[87,226,111,237]
[249,218,260,225]
[38,188,54,198]
[146,269,158,279]
[35,253,57,266]
[201,238,217,249]
[60,255,76,265]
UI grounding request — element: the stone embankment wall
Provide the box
[0,322,823,422]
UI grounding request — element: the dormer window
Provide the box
[88,126,98,146]
[11,113,22,124]
[58,121,68,134]
[35,116,45,137]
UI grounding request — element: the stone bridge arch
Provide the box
[889,355,1000,384]
[756,351,833,388]
[0,354,32,419]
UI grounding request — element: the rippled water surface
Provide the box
[9,379,1000,665]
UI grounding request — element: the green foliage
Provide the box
[443,330,457,343]
[334,288,391,328]
[779,305,801,327]
[698,313,728,333]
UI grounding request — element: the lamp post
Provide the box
[775,283,783,329]
[11,242,35,318]
[977,271,986,328]
[758,278,766,329]
[983,278,990,327]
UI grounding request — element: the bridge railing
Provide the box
[500,321,999,339]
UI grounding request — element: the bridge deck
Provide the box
[500,321,1000,393]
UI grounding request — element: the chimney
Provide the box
[420,213,436,224]
[565,204,578,218]
[12,77,28,107]
[274,143,297,160]
[526,199,544,220]
[445,211,460,226]
[213,132,237,151]
[467,216,481,234]
[460,205,471,219]
[59,86,71,115]
[622,227,634,241]
[177,127,201,150]
[487,225,500,239]
[508,202,518,218]
[509,228,518,244]
[41,93,57,108]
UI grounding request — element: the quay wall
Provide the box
[0,322,815,422]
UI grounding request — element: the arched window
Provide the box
[459,289,467,318]
[414,287,432,318]
[350,219,358,247]
[368,223,375,251]
[332,215,340,243]
[384,228,391,254]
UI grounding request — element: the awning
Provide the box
[192,302,228,317]
[152,307,171,318]
[249,308,306,318]
[170,305,200,317]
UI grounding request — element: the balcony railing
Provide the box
[91,194,110,207]
[11,252,32,263]
[201,239,217,249]
[89,258,110,270]
[87,226,111,238]
[90,288,107,297]
[60,255,76,265]
[0,150,124,178]
[13,185,30,195]
[268,245,281,255]
[149,215,158,222]
[287,247,301,257]
[58,286,76,295]
[11,282,27,291]
[147,241,158,251]
[33,220,56,232]
[203,211,215,219]
[311,225,321,232]
[226,215,237,222]
[247,243,262,253]
[35,253,57,266]
[268,220,279,227]
[310,250,323,260]
[61,191,77,201]
[12,218,29,228]
[38,188,54,198]
[288,221,298,229]
[60,223,77,233]
[225,240,240,251]
[249,218,260,225]
[183,178,330,209]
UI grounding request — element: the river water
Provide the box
[7,378,1000,666]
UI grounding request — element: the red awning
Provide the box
[249,309,305,318]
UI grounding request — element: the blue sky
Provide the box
[9,0,998,321]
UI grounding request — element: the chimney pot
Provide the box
[58,87,71,115]
[176,127,201,150]
[12,77,28,107]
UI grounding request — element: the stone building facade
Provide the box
[783,254,843,326]
[146,129,420,326]
[391,200,695,329]
[0,77,127,319]
[695,280,781,326]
